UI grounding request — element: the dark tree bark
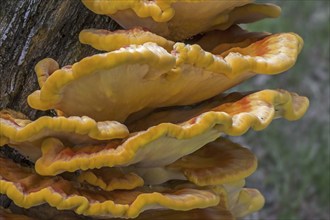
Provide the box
[0,1,119,218]
[0,0,119,120]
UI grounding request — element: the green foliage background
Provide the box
[237,1,330,219]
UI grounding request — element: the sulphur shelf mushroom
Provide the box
[81,0,281,41]
[0,109,128,161]
[0,156,264,219]
[1,1,310,219]
[1,88,308,218]
[76,138,258,189]
[28,28,303,122]
[33,89,308,176]
[3,89,308,174]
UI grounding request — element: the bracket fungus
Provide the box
[81,0,281,41]
[1,0,310,219]
[76,138,258,188]
[0,156,264,219]
[28,29,302,122]
[0,109,128,161]
[33,89,308,176]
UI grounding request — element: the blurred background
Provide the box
[236,1,329,219]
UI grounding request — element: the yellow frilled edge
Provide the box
[34,89,309,176]
[28,31,303,122]
[78,25,267,53]
[0,157,263,219]
[77,138,257,190]
[81,0,280,40]
[232,188,265,218]
[79,27,175,52]
[0,110,128,161]
[120,184,264,220]
[77,167,145,191]
[0,157,219,218]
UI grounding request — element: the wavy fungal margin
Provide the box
[35,89,309,176]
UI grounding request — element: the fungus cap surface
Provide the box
[79,27,175,52]
[81,0,280,40]
[231,188,265,217]
[0,157,223,218]
[0,109,128,161]
[28,32,303,122]
[77,167,144,191]
[115,138,257,186]
[34,89,309,176]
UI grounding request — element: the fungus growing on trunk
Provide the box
[81,0,281,40]
[28,30,302,122]
[77,138,258,188]
[33,89,308,176]
[0,109,128,161]
[0,1,310,219]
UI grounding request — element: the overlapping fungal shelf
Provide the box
[81,0,281,41]
[0,0,309,219]
[27,30,303,122]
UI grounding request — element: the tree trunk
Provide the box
[0,1,119,218]
[0,0,119,120]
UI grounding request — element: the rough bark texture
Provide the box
[0,0,119,120]
[0,1,119,218]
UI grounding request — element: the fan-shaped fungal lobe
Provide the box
[0,157,223,218]
[0,109,128,161]
[81,0,281,40]
[34,89,309,176]
[81,138,257,188]
[28,32,303,122]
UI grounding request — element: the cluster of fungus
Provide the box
[0,1,309,219]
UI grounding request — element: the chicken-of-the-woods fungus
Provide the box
[0,0,310,219]
[27,30,303,122]
[32,89,308,176]
[81,0,281,41]
[0,109,128,161]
